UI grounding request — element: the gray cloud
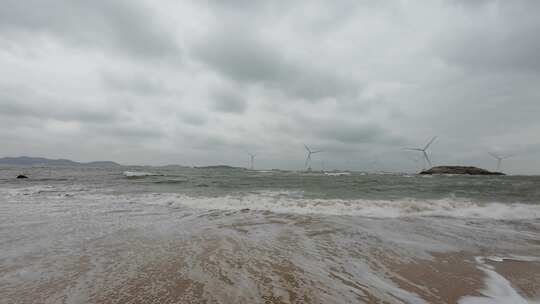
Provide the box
[293,113,404,147]
[179,112,207,126]
[0,89,117,124]
[101,72,171,96]
[211,88,247,113]
[194,27,361,101]
[0,0,179,59]
[0,0,539,173]
[90,123,164,140]
[319,124,398,146]
[438,1,540,73]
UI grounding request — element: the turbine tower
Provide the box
[488,152,512,171]
[304,144,322,170]
[405,136,437,169]
[320,160,326,172]
[247,152,257,170]
[408,155,422,172]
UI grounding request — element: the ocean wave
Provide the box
[3,185,538,219]
[131,191,539,220]
[324,172,351,176]
[0,185,56,196]
[0,185,90,198]
[122,171,161,177]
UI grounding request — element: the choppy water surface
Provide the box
[1,166,539,303]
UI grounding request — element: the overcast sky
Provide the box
[1,0,539,173]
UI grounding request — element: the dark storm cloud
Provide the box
[0,0,179,59]
[195,28,361,101]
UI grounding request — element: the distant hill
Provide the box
[0,156,121,167]
[195,165,245,170]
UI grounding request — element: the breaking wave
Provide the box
[124,191,539,220]
[3,185,538,220]
[324,172,351,176]
[122,171,161,177]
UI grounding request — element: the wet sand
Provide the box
[386,251,540,303]
[386,252,484,303]
[4,240,539,303]
[91,250,540,304]
[488,258,540,298]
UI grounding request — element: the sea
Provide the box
[1,166,539,303]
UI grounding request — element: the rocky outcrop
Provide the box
[419,166,505,175]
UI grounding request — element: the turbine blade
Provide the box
[488,152,498,159]
[312,150,323,154]
[423,151,432,167]
[405,148,423,151]
[304,144,311,152]
[424,136,437,150]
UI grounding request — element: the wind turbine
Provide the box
[408,155,422,172]
[320,160,326,172]
[405,136,437,169]
[247,152,257,170]
[304,144,322,170]
[488,152,513,171]
[370,159,380,173]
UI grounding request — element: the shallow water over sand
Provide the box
[1,166,539,303]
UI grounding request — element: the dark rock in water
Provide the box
[420,166,505,175]
[240,208,251,212]
[16,174,28,179]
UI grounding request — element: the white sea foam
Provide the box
[0,185,56,196]
[324,172,351,176]
[122,171,160,177]
[458,257,540,304]
[485,255,540,263]
[129,191,539,220]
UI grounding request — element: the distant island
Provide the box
[0,156,121,167]
[194,165,246,170]
[420,166,505,175]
